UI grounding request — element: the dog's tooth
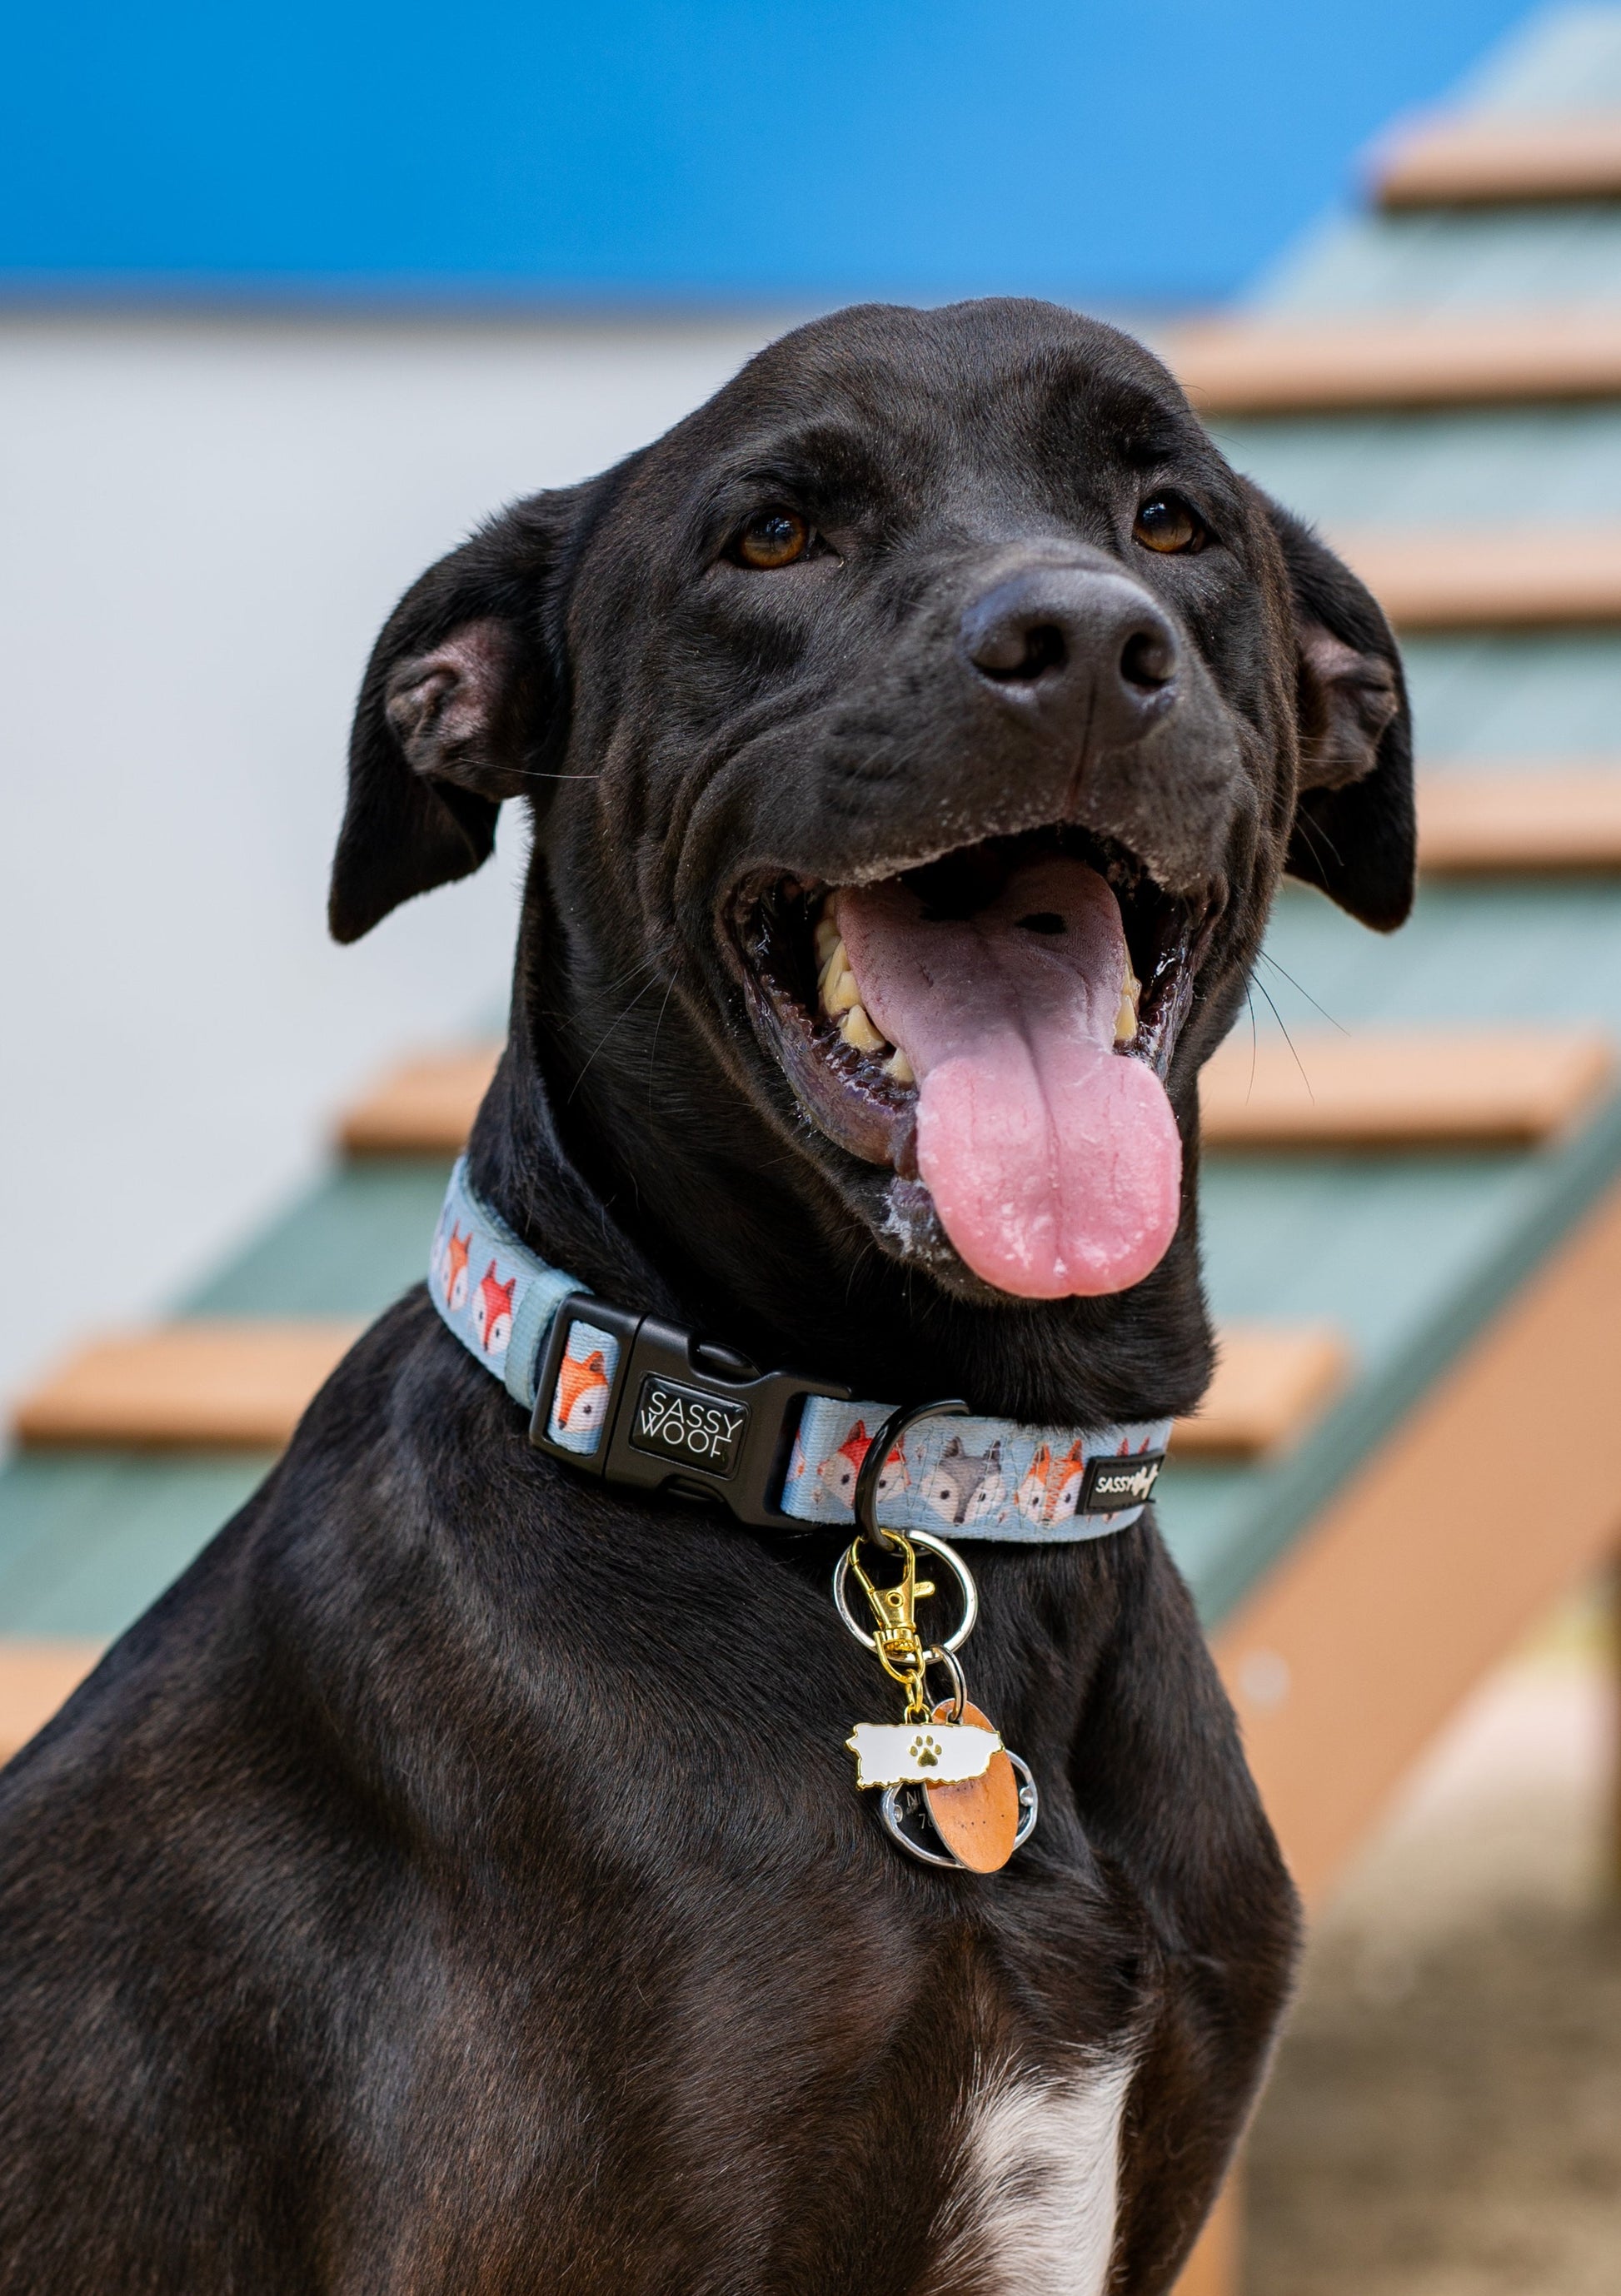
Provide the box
[814,914,841,970]
[840,1002,885,1053]
[885,1047,915,1086]
[822,961,861,1017]
[1115,974,1140,1045]
[815,936,849,989]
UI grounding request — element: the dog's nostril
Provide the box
[1020,624,1066,679]
[975,620,1068,683]
[1015,912,1065,935]
[1120,628,1176,692]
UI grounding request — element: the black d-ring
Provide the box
[853,1397,969,1547]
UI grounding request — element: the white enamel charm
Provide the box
[845,1719,1002,1787]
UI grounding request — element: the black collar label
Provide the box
[1078,1452,1165,1515]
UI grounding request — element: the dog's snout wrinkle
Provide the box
[960,565,1180,749]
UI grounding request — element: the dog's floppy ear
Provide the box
[330,490,582,944]
[1264,498,1416,933]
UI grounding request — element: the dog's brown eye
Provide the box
[1133,496,1204,554]
[736,507,810,569]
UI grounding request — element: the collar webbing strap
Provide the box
[430,1159,1171,1541]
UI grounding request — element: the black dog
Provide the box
[0,299,1410,2293]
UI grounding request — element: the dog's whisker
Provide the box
[646,973,681,1128]
[1258,948,1348,1035]
[1243,983,1259,1101]
[566,972,667,1099]
[1253,974,1314,1100]
[1288,806,1344,873]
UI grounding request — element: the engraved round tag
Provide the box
[925,1700,1020,1873]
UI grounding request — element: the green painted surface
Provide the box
[1255,207,1621,318]
[1215,408,1621,527]
[0,1454,269,1640]
[182,1158,454,1318]
[12,12,1621,1646]
[0,1160,451,1642]
[1403,635,1621,756]
[1252,877,1621,1028]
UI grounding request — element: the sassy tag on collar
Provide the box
[845,1720,1003,1788]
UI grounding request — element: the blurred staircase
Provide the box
[15,13,1621,2294]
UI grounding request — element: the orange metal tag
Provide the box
[925,1699,1020,1872]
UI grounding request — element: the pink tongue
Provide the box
[836,856,1181,1299]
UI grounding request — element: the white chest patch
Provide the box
[930,2055,1135,2296]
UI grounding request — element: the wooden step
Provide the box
[11,1322,363,1449]
[10,1313,1334,1465]
[1374,111,1621,209]
[1172,1325,1349,1459]
[1170,311,1621,416]
[1419,768,1621,870]
[0,1641,103,1764]
[1333,526,1621,630]
[338,1046,501,1156]
[1200,1028,1615,1149]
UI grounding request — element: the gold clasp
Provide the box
[849,1532,935,1720]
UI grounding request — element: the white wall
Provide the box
[0,309,781,1407]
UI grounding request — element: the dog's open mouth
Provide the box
[733,827,1206,1300]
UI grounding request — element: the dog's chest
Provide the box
[927,2054,1134,2296]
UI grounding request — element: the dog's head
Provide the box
[332,301,1409,1397]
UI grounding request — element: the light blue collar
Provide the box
[429,1158,1172,1541]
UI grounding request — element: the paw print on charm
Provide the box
[910,1733,942,1769]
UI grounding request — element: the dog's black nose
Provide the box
[960,565,1180,744]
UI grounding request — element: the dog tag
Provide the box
[846,1719,1002,1789]
[924,1701,1021,1873]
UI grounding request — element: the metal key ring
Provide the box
[852,1397,968,1551]
[924,1643,968,1722]
[833,1527,979,1654]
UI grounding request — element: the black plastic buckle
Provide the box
[528,1292,851,1529]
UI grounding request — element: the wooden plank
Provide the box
[1374,112,1621,208]
[1200,1028,1615,1148]
[339,1015,1621,1157]
[8,1313,1325,1463]
[1170,311,1621,416]
[338,1046,501,1156]
[1211,1170,1621,1905]
[1419,767,1621,871]
[0,1641,103,1763]
[342,1016,1621,1157]
[1333,526,1621,630]
[11,1322,362,1450]
[1173,1324,1350,1459]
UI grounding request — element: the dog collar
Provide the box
[429,1158,1171,1541]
